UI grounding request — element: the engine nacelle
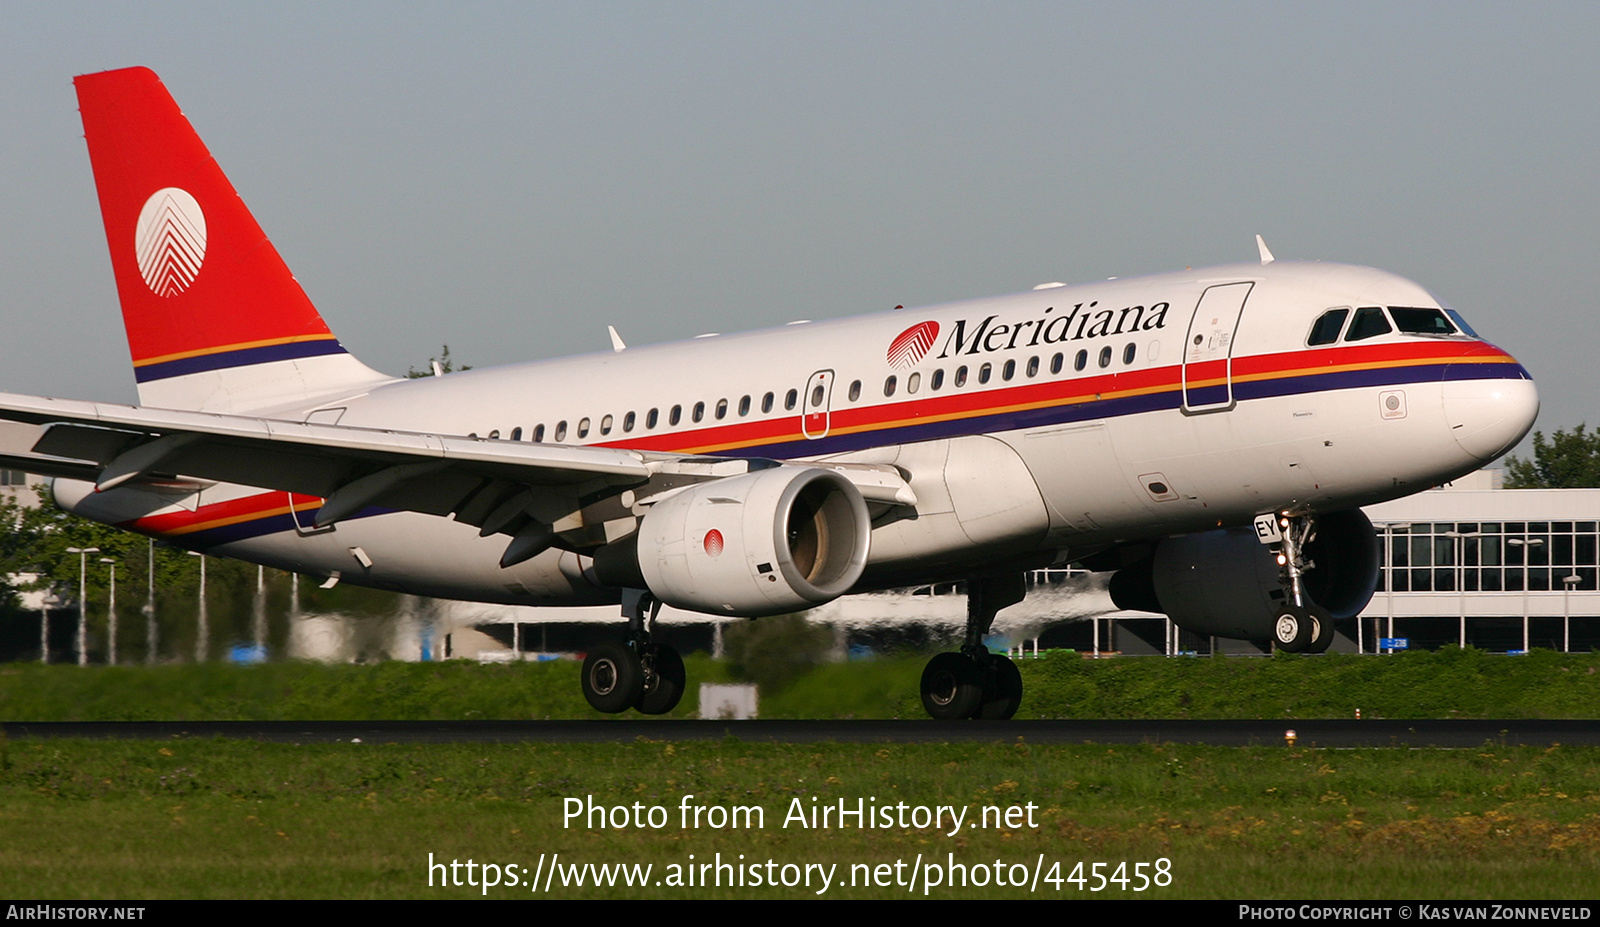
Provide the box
[637,466,870,617]
[1110,509,1380,641]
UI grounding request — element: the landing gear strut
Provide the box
[1272,515,1335,654]
[580,590,686,715]
[920,574,1026,720]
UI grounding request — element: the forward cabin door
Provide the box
[802,369,834,439]
[1181,282,1254,413]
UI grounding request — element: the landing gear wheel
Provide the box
[921,652,983,720]
[635,644,686,715]
[1272,606,1314,653]
[977,654,1023,720]
[1307,605,1335,653]
[581,641,643,713]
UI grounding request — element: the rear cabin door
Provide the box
[802,369,834,439]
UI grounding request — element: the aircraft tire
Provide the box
[921,652,983,720]
[1307,606,1336,653]
[635,644,686,715]
[582,641,644,713]
[1272,606,1314,653]
[977,653,1023,720]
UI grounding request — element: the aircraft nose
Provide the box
[1440,364,1539,462]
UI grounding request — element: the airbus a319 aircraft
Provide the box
[0,68,1538,719]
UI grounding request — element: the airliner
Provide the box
[0,68,1538,719]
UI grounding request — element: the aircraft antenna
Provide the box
[1256,235,1275,265]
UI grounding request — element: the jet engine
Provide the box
[635,466,870,617]
[1109,509,1380,642]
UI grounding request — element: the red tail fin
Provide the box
[75,67,389,412]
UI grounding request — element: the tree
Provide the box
[1503,424,1600,488]
[406,344,471,378]
[722,614,836,692]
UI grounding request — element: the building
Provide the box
[1358,472,1598,653]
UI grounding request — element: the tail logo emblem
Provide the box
[886,321,939,369]
[134,187,207,297]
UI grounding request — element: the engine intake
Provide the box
[637,467,870,616]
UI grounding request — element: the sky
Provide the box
[0,2,1595,457]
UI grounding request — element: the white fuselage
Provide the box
[60,260,1538,611]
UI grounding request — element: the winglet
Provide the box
[1256,235,1275,265]
[608,325,626,352]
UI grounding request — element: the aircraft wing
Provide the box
[0,392,913,560]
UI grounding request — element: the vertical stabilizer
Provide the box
[75,67,394,414]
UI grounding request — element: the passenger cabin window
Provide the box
[761,392,774,413]
[646,408,659,429]
[577,418,591,439]
[669,405,682,426]
[907,372,920,393]
[554,421,568,442]
[510,427,522,441]
[1026,356,1039,377]
[1389,307,1458,336]
[1050,353,1063,374]
[955,366,968,387]
[1345,306,1393,342]
[1074,349,1087,371]
[738,395,751,416]
[1098,346,1112,368]
[532,424,545,443]
[848,380,862,402]
[884,375,897,397]
[693,402,706,423]
[977,363,991,384]
[600,414,613,435]
[1122,342,1136,365]
[1002,359,1015,381]
[715,399,728,420]
[786,389,799,411]
[623,412,635,433]
[931,369,944,390]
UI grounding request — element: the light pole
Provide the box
[145,537,157,664]
[40,592,55,664]
[1442,531,1480,649]
[253,564,266,654]
[1508,537,1544,653]
[65,547,100,666]
[1381,522,1411,655]
[188,551,207,662]
[1562,574,1581,653]
[100,557,117,665]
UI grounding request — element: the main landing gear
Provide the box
[1269,514,1335,654]
[920,574,1026,720]
[581,590,686,715]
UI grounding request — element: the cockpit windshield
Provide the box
[1388,306,1458,336]
[1444,308,1479,338]
[1305,304,1470,346]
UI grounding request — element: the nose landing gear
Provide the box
[1270,515,1336,654]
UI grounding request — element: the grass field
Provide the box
[3,736,1599,899]
[3,647,1598,721]
[4,650,1598,899]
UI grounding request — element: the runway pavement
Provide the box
[5,718,1599,746]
